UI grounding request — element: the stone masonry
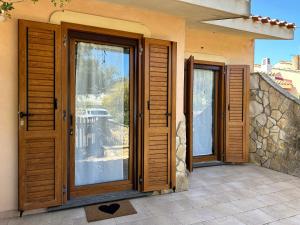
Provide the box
[175,118,189,191]
[250,73,300,176]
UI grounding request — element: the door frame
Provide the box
[185,59,225,168]
[61,22,143,202]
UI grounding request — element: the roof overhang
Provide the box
[203,18,294,40]
[97,0,251,22]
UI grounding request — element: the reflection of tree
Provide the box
[76,43,118,95]
[75,42,130,158]
[102,80,129,126]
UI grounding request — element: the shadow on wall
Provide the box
[249,73,300,176]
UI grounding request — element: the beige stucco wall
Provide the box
[0,0,254,212]
[185,27,255,70]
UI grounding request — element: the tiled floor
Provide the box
[3,164,300,225]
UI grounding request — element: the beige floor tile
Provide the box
[234,209,276,225]
[73,217,116,225]
[231,198,267,212]
[260,203,299,220]
[202,216,246,225]
[285,198,300,210]
[117,215,181,225]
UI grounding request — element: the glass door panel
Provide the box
[74,42,130,186]
[193,69,215,157]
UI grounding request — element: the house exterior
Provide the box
[0,0,295,215]
[255,56,300,98]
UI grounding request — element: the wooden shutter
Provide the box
[185,56,194,172]
[142,38,176,192]
[224,65,250,163]
[18,20,62,211]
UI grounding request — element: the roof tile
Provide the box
[247,16,296,29]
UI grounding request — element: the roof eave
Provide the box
[97,0,251,22]
[203,18,295,40]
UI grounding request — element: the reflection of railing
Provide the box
[75,116,128,150]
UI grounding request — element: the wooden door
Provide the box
[142,38,176,192]
[18,20,62,211]
[224,65,250,163]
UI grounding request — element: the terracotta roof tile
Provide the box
[247,16,296,29]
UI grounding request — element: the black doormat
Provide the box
[84,200,137,222]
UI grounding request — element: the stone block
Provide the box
[277,118,288,129]
[260,127,269,138]
[267,117,276,128]
[250,101,263,117]
[260,79,270,92]
[262,93,269,107]
[176,144,186,162]
[250,74,259,89]
[270,126,280,133]
[176,173,189,192]
[271,110,282,121]
[256,114,267,126]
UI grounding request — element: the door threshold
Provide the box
[193,161,225,168]
[48,190,152,212]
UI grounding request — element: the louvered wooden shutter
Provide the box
[225,65,250,163]
[142,38,176,191]
[185,56,194,172]
[18,20,62,211]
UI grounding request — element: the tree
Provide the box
[0,0,69,19]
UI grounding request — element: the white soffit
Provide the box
[202,18,294,40]
[97,0,250,22]
[50,10,152,37]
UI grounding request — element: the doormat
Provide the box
[84,200,137,222]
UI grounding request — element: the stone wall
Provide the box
[176,119,189,191]
[249,73,300,176]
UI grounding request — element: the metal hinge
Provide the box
[63,35,67,47]
[139,112,143,118]
[139,47,143,56]
[139,176,143,184]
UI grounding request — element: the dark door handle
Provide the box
[19,112,33,118]
[165,113,172,116]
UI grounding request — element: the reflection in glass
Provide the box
[193,69,214,157]
[75,42,130,186]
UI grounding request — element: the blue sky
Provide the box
[252,0,300,65]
